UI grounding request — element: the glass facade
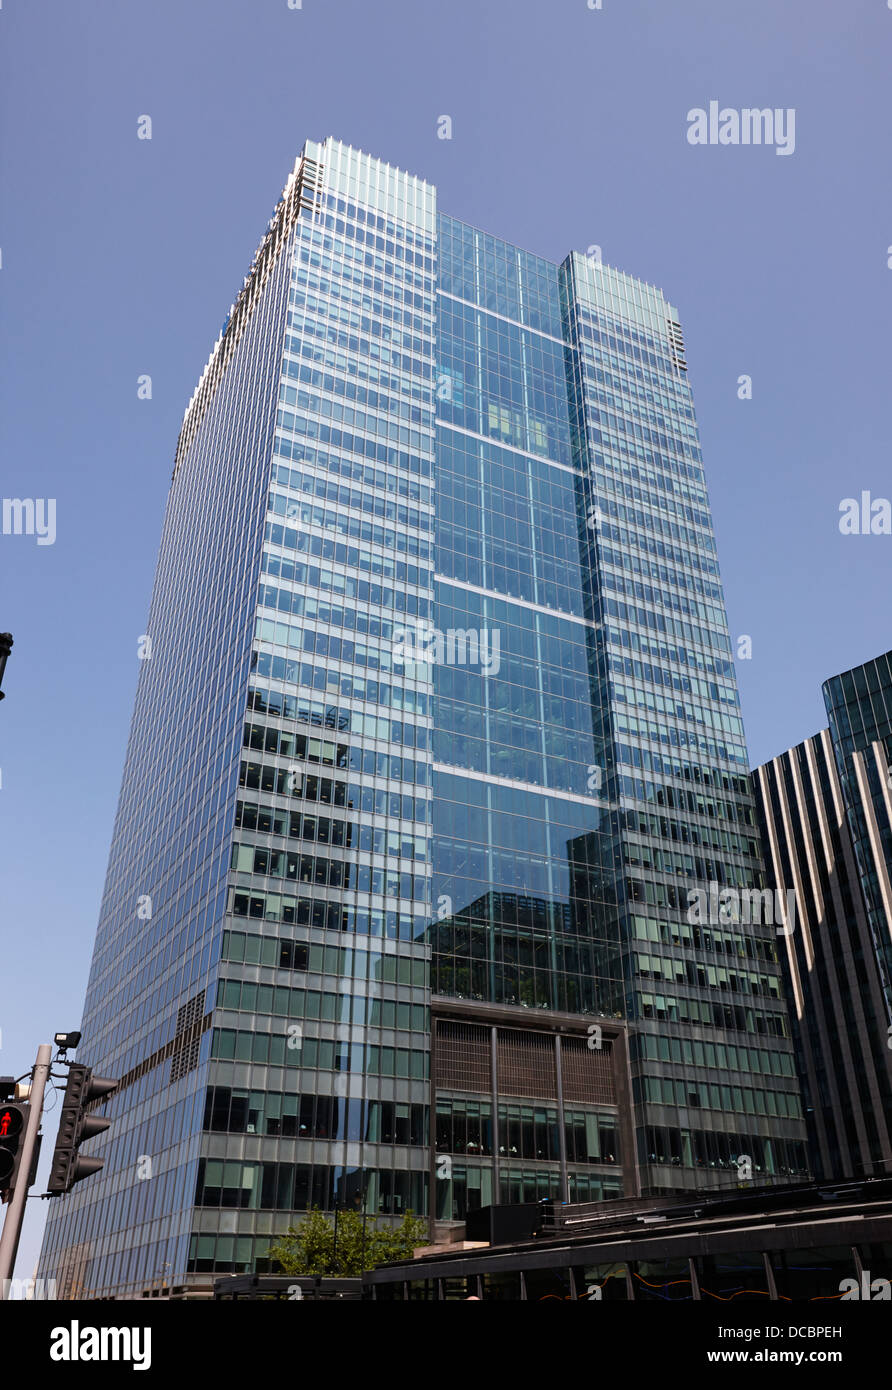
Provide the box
[431,224,805,1206]
[39,139,805,1298]
[431,216,623,1021]
[219,141,437,1267]
[563,254,806,1191]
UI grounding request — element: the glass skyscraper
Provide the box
[38,139,806,1299]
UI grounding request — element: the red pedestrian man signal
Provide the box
[0,1102,27,1190]
[0,1108,22,1139]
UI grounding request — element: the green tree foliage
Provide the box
[269,1208,429,1277]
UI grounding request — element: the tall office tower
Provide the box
[39,139,805,1298]
[754,655,892,1181]
[429,223,806,1221]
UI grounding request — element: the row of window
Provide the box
[433,1162,622,1220]
[636,1073,802,1121]
[262,552,431,622]
[220,930,427,986]
[281,319,428,408]
[211,1028,429,1078]
[231,840,428,899]
[581,310,680,380]
[287,292,431,366]
[252,649,431,724]
[274,392,430,495]
[639,1125,808,1177]
[603,544,725,615]
[296,233,432,328]
[266,518,429,578]
[255,611,433,681]
[614,706,745,771]
[264,505,431,582]
[435,1099,618,1166]
[279,373,432,447]
[204,1087,428,1145]
[431,849,610,915]
[229,890,425,941]
[614,680,743,746]
[625,841,760,887]
[586,419,698,496]
[616,735,752,802]
[274,421,432,489]
[275,406,433,501]
[292,229,430,301]
[595,503,720,592]
[429,920,620,973]
[234,823,427,869]
[236,783,427,842]
[216,976,428,1033]
[281,324,430,417]
[312,197,435,262]
[240,759,350,806]
[639,991,789,1039]
[635,952,782,1000]
[603,549,723,626]
[235,801,355,848]
[435,539,584,622]
[245,713,427,764]
[247,681,428,734]
[631,914,778,966]
[432,958,621,1018]
[195,1157,427,1214]
[624,808,756,860]
[238,788,427,831]
[610,648,733,713]
[314,199,435,267]
[259,573,431,628]
[239,749,429,795]
[432,733,594,800]
[222,930,308,970]
[629,1028,797,1080]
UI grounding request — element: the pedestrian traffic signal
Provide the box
[47,1064,117,1195]
[0,1101,29,1193]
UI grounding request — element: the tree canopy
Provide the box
[268,1208,429,1277]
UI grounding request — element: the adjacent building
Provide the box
[754,652,892,1181]
[38,138,806,1299]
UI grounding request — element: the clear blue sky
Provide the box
[1,0,889,1281]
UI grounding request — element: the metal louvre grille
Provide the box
[176,989,206,1036]
[496,1028,556,1101]
[168,989,208,1084]
[169,1036,201,1084]
[560,1036,615,1104]
[435,1020,490,1093]
[668,317,687,372]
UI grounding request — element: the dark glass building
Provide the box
[38,139,805,1298]
[754,653,892,1181]
[824,652,892,1014]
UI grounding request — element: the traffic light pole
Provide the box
[0,1043,52,1295]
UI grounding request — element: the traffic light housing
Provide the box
[47,1064,117,1195]
[0,1101,29,1194]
